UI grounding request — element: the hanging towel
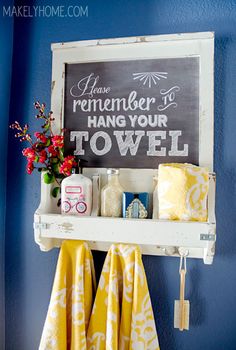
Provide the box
[87,244,160,350]
[39,240,96,350]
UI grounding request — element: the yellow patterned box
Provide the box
[158,163,209,222]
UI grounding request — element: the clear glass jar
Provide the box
[101,169,124,217]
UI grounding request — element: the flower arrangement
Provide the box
[10,102,76,199]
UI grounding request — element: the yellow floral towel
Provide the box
[87,244,160,350]
[158,163,209,221]
[39,240,96,350]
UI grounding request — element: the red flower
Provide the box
[34,132,47,143]
[22,147,36,161]
[59,155,75,176]
[52,135,64,148]
[26,161,34,174]
[48,145,58,157]
[38,150,47,163]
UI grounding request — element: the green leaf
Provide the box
[51,164,60,175]
[51,186,60,198]
[42,123,50,131]
[43,172,55,184]
[50,157,58,164]
[46,139,50,147]
[59,149,64,161]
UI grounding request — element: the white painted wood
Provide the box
[34,174,61,251]
[37,214,214,246]
[51,32,214,50]
[203,173,216,264]
[208,173,216,223]
[34,211,216,263]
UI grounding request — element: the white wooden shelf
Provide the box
[34,170,216,265]
[35,34,216,264]
[34,214,216,264]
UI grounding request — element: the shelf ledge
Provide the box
[34,213,216,264]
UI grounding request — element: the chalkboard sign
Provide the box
[64,57,199,168]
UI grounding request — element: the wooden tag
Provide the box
[174,300,190,330]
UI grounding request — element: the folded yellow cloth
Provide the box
[158,163,209,221]
[87,244,160,350]
[39,240,96,350]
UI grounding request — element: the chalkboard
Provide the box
[64,57,199,168]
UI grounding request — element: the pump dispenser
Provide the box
[61,158,92,216]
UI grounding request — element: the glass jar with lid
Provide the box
[101,169,124,217]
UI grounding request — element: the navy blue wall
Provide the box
[0,0,13,348]
[4,0,236,349]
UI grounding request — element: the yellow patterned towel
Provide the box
[158,163,209,221]
[87,244,160,350]
[39,240,96,350]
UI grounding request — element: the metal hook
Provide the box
[178,247,189,258]
[162,246,178,256]
[161,247,189,262]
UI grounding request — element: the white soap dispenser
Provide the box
[61,160,92,216]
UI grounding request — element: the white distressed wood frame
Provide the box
[34,32,216,264]
[51,31,214,170]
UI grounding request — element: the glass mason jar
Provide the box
[101,169,124,217]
